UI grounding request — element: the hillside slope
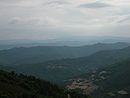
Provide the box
[0,70,89,98]
[0,42,129,66]
[68,59,130,98]
[93,59,130,98]
[14,46,130,82]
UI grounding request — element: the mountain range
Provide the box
[0,42,130,98]
[0,44,129,83]
[0,42,130,66]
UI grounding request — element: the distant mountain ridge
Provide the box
[0,42,130,66]
[0,41,130,98]
[13,46,130,83]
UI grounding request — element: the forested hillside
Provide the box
[68,59,130,98]
[0,70,89,98]
[0,42,129,66]
[13,46,130,82]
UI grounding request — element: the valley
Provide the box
[1,0,130,97]
[0,42,130,98]
[66,59,130,98]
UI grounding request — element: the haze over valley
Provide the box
[0,0,130,98]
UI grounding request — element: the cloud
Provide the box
[117,15,130,24]
[0,0,21,2]
[0,0,130,40]
[45,0,69,5]
[79,2,112,8]
[8,16,61,28]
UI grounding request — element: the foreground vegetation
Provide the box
[0,70,89,98]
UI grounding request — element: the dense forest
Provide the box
[0,43,130,98]
[0,70,89,98]
[69,59,130,98]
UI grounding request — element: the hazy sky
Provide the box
[0,0,130,40]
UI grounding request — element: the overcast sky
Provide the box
[0,0,130,40]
